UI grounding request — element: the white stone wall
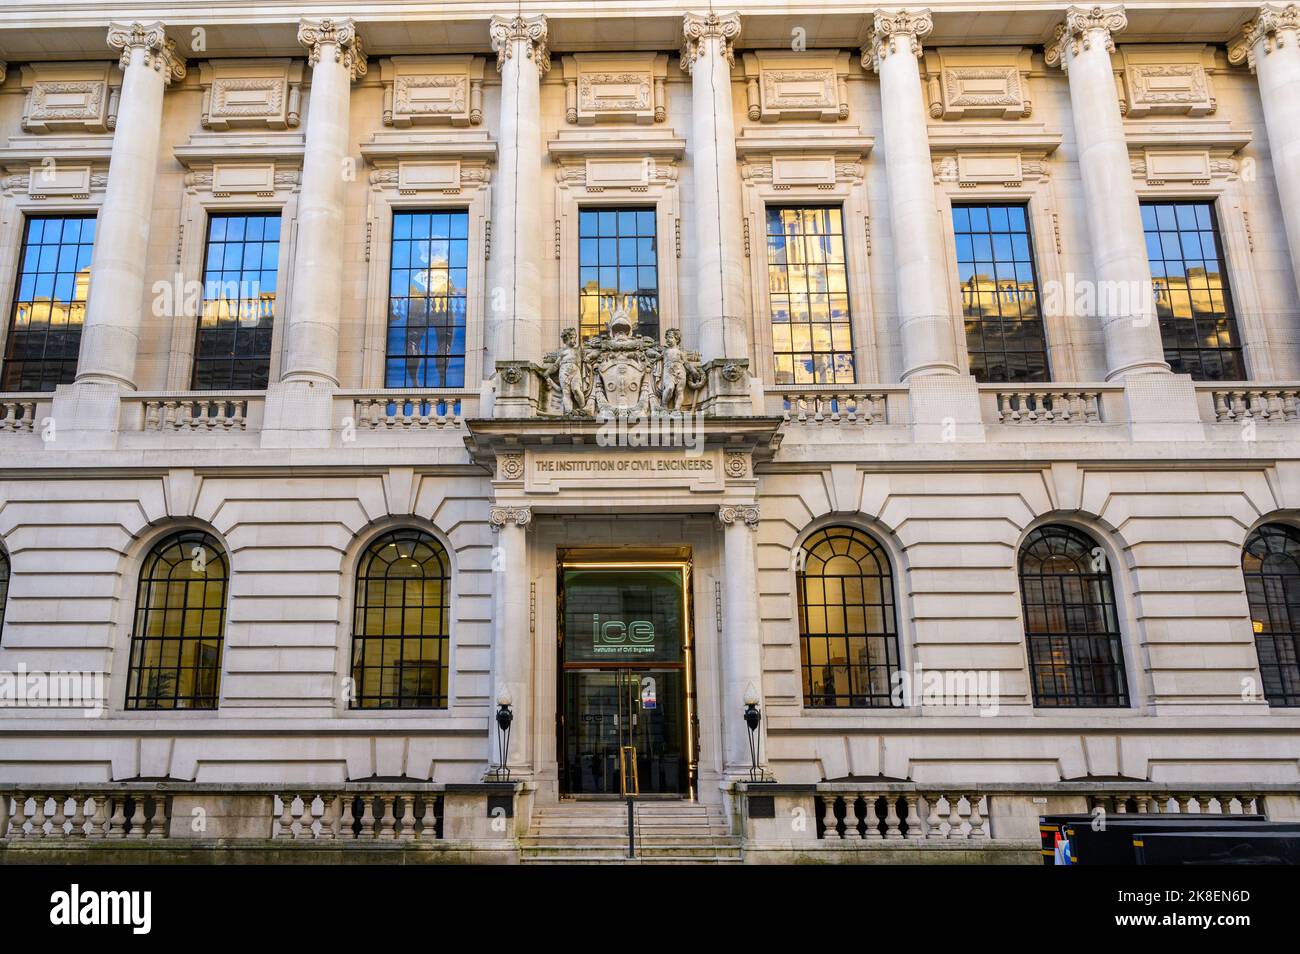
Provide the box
[1,6,1299,798]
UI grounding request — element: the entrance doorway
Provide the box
[558,558,695,796]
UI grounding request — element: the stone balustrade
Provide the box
[767,387,898,425]
[0,397,39,432]
[127,393,259,431]
[272,791,443,841]
[987,387,1105,425]
[1207,386,1300,423]
[3,791,170,839]
[346,391,474,430]
[732,781,1291,862]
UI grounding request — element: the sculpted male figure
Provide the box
[657,327,706,412]
[542,326,588,414]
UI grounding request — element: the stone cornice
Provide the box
[1045,5,1128,70]
[1229,3,1300,70]
[489,14,550,75]
[297,17,367,82]
[680,11,742,73]
[106,21,186,86]
[862,9,933,74]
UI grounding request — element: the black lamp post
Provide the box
[493,693,513,782]
[743,685,763,783]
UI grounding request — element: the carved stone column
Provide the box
[682,12,749,365]
[74,22,185,388]
[486,15,548,372]
[1231,5,1300,308]
[280,17,366,385]
[865,10,960,379]
[490,505,533,776]
[719,504,768,779]
[1047,5,1169,380]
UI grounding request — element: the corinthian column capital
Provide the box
[863,9,933,73]
[298,17,367,81]
[1045,5,1128,70]
[680,11,742,73]
[107,21,187,85]
[490,15,550,74]
[1229,4,1300,70]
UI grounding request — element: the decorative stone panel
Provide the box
[379,56,485,128]
[921,48,1033,120]
[560,53,669,125]
[20,62,121,133]
[740,51,850,123]
[199,59,303,131]
[1118,45,1216,118]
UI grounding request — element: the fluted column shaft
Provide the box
[1232,5,1300,307]
[682,12,749,363]
[487,15,548,370]
[720,506,766,777]
[76,22,185,388]
[866,10,960,379]
[1047,6,1168,380]
[281,18,365,385]
[490,507,532,775]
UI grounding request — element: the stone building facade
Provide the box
[0,2,1299,862]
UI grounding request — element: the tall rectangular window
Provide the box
[1142,200,1245,380]
[1,215,94,392]
[387,210,468,388]
[192,212,281,390]
[578,208,658,342]
[766,206,854,385]
[951,204,1049,382]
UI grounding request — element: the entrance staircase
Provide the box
[520,800,743,865]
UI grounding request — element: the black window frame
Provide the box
[796,525,901,708]
[349,528,452,710]
[1142,199,1246,381]
[1242,523,1300,707]
[764,204,856,386]
[191,211,282,391]
[1,213,96,392]
[950,202,1050,383]
[1019,524,1130,708]
[577,206,660,343]
[124,529,229,711]
[386,209,471,389]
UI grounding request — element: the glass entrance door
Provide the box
[558,562,693,796]
[562,669,687,795]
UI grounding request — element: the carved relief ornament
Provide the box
[1045,5,1128,69]
[107,21,187,85]
[863,10,933,72]
[490,15,550,74]
[681,12,742,72]
[298,17,367,81]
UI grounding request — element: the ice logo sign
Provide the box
[591,613,656,654]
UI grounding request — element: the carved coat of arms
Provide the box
[540,305,705,418]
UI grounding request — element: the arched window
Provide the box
[125,530,228,710]
[351,528,450,709]
[1019,525,1128,707]
[1242,523,1300,707]
[0,545,10,637]
[796,526,900,708]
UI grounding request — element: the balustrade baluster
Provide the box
[108,797,127,838]
[925,794,943,839]
[127,798,147,839]
[91,795,110,837]
[296,795,315,839]
[147,796,168,838]
[946,794,964,839]
[419,796,437,841]
[31,794,47,838]
[967,795,986,839]
[10,793,28,838]
[883,796,902,839]
[278,793,295,839]
[902,794,921,840]
[358,796,376,840]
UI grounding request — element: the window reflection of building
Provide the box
[386,211,469,388]
[193,212,281,390]
[950,204,1049,383]
[1,215,95,392]
[766,206,855,385]
[577,208,659,343]
[1142,201,1244,381]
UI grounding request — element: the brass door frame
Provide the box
[557,556,696,798]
